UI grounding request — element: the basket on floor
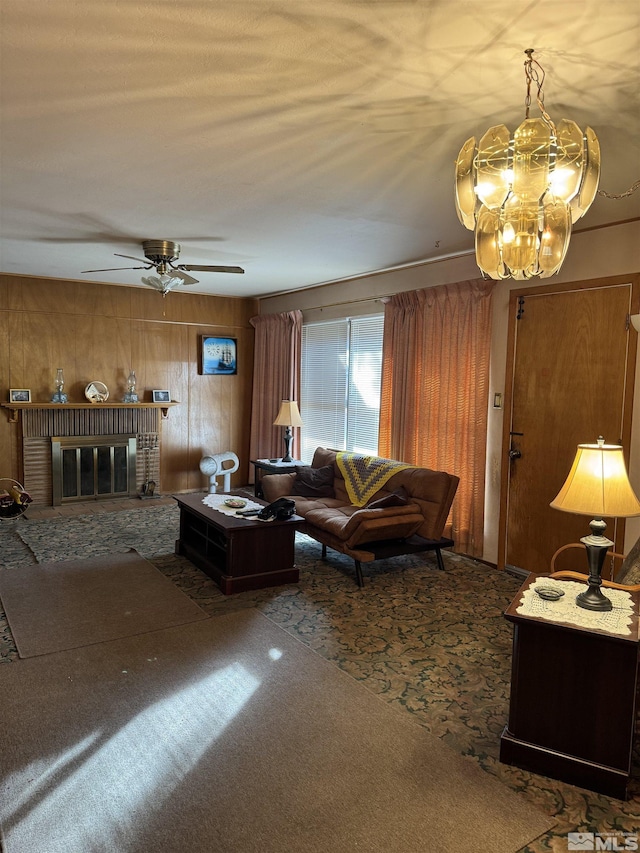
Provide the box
[0,478,32,519]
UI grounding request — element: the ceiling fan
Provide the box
[81,240,244,295]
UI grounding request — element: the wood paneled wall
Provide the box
[0,274,259,495]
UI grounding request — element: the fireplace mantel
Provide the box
[1,401,178,423]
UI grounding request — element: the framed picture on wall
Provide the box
[200,336,237,375]
[9,389,31,403]
[152,390,171,403]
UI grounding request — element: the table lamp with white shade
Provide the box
[550,437,640,611]
[273,400,303,463]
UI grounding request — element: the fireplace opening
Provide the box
[51,435,137,505]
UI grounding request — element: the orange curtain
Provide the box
[378,280,494,557]
[249,311,302,478]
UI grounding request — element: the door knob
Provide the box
[509,449,522,459]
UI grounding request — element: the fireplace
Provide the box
[1,403,174,506]
[51,435,137,505]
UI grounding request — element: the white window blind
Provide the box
[346,316,384,454]
[300,315,384,461]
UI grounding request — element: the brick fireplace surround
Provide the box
[1,403,175,506]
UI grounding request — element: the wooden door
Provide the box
[500,279,637,576]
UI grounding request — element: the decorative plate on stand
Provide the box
[85,381,109,403]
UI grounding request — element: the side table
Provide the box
[500,575,640,799]
[251,458,303,497]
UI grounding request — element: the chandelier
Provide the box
[454,49,600,280]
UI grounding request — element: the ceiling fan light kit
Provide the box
[141,273,190,296]
[81,240,244,295]
[454,49,601,281]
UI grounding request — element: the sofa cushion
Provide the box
[366,486,409,509]
[293,496,345,515]
[311,448,349,504]
[304,502,422,544]
[291,464,335,497]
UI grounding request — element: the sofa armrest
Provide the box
[262,473,297,502]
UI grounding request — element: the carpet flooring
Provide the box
[0,549,208,658]
[0,609,554,853]
[2,500,639,851]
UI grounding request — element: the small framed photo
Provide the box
[9,389,31,403]
[201,335,237,375]
[152,390,171,403]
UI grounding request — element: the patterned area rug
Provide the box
[2,501,639,851]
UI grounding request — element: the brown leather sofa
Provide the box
[261,447,459,586]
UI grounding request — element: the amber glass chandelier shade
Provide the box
[572,127,601,220]
[551,442,640,519]
[454,52,601,281]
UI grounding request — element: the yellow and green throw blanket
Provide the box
[336,452,412,507]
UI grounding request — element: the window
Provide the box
[300,315,384,461]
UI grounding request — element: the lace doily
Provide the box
[516,577,634,636]
[201,493,263,516]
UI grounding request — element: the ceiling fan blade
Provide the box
[179,264,245,274]
[81,265,147,273]
[172,270,199,285]
[114,253,154,265]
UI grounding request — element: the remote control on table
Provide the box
[236,509,260,516]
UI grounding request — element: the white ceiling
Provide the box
[1,1,639,299]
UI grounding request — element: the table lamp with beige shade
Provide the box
[273,400,303,463]
[550,437,640,611]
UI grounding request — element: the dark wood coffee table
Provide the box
[174,493,304,594]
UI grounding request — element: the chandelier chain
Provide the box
[524,49,556,134]
[524,50,638,202]
[597,180,640,199]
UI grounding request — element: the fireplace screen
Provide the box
[51,435,137,505]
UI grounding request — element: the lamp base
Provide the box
[281,427,293,463]
[576,586,613,612]
[575,527,613,612]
